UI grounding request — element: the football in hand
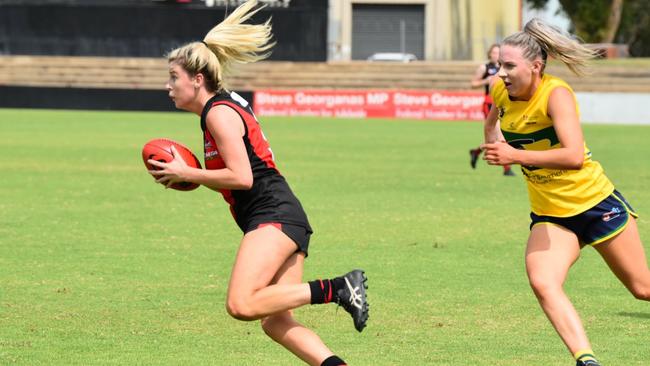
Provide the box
[142,138,202,191]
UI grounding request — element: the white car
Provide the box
[366,52,417,63]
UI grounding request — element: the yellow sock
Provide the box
[574,348,597,361]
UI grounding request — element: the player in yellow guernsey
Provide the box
[492,72,614,217]
[481,18,650,366]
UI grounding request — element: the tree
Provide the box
[617,0,650,56]
[603,0,623,43]
[525,0,621,43]
[526,0,650,56]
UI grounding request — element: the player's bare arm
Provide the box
[188,105,253,191]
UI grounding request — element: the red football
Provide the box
[142,138,202,191]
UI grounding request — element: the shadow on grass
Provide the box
[617,311,650,319]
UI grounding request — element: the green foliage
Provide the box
[1,109,649,365]
[525,0,548,10]
[559,0,612,43]
[618,1,650,56]
[526,0,650,56]
[526,0,611,42]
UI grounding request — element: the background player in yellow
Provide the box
[481,18,650,366]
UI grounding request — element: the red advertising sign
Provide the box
[254,89,485,121]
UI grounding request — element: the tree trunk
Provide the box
[603,0,624,43]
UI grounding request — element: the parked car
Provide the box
[367,52,417,63]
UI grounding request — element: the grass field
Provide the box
[1,108,649,365]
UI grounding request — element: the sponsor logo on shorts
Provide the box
[602,206,621,222]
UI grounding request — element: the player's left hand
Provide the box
[148,145,189,188]
[480,141,517,166]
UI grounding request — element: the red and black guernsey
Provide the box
[200,92,312,233]
[482,62,500,116]
[483,62,500,95]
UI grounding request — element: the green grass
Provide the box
[1,108,649,365]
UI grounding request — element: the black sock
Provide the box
[308,277,346,304]
[321,355,347,366]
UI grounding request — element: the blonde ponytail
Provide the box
[167,0,274,92]
[503,18,598,76]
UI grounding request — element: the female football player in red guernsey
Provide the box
[146,1,368,365]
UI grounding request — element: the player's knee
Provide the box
[225,298,257,321]
[527,274,560,298]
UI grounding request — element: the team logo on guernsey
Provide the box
[602,207,621,222]
[204,138,219,159]
[521,114,538,125]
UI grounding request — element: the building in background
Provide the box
[0,0,327,60]
[1,0,521,62]
[329,0,520,62]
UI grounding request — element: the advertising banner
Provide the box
[254,89,485,121]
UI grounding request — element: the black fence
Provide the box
[0,0,327,60]
[0,86,253,111]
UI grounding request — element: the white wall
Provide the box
[577,92,650,125]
